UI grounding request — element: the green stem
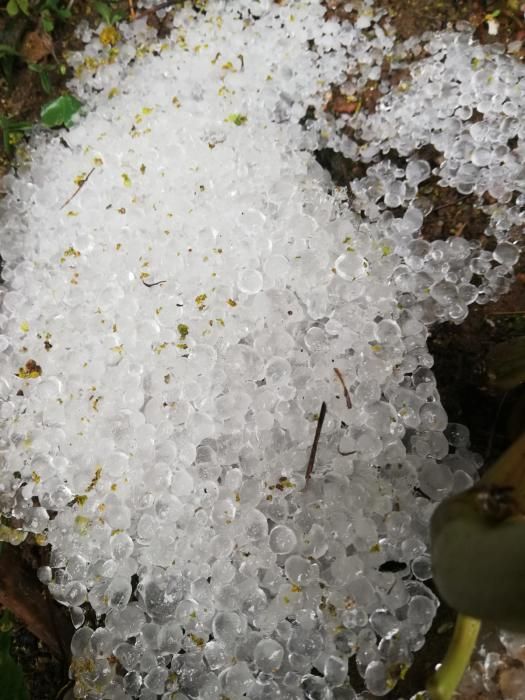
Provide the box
[427,614,481,700]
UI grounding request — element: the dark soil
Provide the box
[9,623,70,700]
[326,0,525,48]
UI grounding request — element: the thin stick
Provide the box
[0,544,73,660]
[432,194,470,212]
[305,401,327,482]
[142,279,166,288]
[133,0,183,20]
[338,447,356,457]
[484,390,509,463]
[487,310,525,317]
[334,367,352,409]
[60,167,95,210]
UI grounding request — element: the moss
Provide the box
[195,293,207,310]
[16,359,42,379]
[177,323,189,340]
[86,466,102,492]
[225,113,247,125]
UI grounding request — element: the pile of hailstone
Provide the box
[0,1,523,698]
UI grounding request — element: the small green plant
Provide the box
[27,62,53,94]
[94,0,126,26]
[0,44,20,85]
[3,0,72,30]
[6,0,30,18]
[0,0,72,85]
[427,615,481,700]
[0,115,32,155]
[40,93,82,128]
[38,0,72,33]
[0,610,29,700]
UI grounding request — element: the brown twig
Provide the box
[142,279,166,287]
[56,681,75,700]
[338,447,356,456]
[484,391,509,464]
[432,194,470,212]
[334,367,352,409]
[59,167,95,210]
[305,401,327,483]
[133,0,183,20]
[0,544,73,660]
[487,310,525,316]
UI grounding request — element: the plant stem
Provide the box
[427,614,481,700]
[305,401,327,483]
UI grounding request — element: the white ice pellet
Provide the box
[0,1,522,698]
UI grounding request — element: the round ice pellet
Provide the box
[254,638,284,673]
[238,268,263,294]
[334,252,368,281]
[269,525,297,554]
[406,159,431,185]
[493,241,519,267]
[212,611,243,644]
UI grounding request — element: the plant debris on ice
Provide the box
[0,0,523,698]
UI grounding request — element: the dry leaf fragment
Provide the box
[20,30,53,64]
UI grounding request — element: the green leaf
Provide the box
[0,115,32,154]
[40,94,82,128]
[29,64,53,95]
[6,121,31,131]
[94,1,126,26]
[40,10,55,33]
[6,0,30,16]
[0,56,16,85]
[6,0,19,17]
[431,433,525,632]
[40,71,52,95]
[0,114,33,130]
[94,1,114,25]
[41,0,71,20]
[0,45,19,58]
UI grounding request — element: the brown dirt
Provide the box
[326,0,525,48]
[1,540,72,700]
[9,622,70,700]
